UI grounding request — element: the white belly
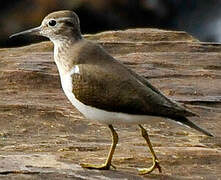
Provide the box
[60,68,162,125]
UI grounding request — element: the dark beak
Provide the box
[9,26,42,38]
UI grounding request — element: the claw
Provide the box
[138,159,162,175]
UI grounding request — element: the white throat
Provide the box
[53,39,73,76]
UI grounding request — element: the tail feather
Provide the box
[172,116,213,137]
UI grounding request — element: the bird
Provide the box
[10,10,213,175]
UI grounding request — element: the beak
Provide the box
[9,26,42,38]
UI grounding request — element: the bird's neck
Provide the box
[53,37,80,76]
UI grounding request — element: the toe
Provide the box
[137,160,162,175]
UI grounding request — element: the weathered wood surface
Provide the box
[0,28,221,179]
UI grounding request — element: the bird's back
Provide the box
[67,40,196,119]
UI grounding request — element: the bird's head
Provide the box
[10,10,82,44]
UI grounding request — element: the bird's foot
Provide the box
[80,163,116,170]
[138,159,162,175]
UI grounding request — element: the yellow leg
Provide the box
[138,124,162,174]
[81,124,118,170]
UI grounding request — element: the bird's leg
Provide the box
[81,124,118,170]
[138,124,162,174]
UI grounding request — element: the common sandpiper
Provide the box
[10,10,213,175]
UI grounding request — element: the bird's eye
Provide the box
[48,20,57,26]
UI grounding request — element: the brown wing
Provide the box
[71,63,150,115]
[71,56,194,118]
[69,41,212,136]
[69,40,196,118]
